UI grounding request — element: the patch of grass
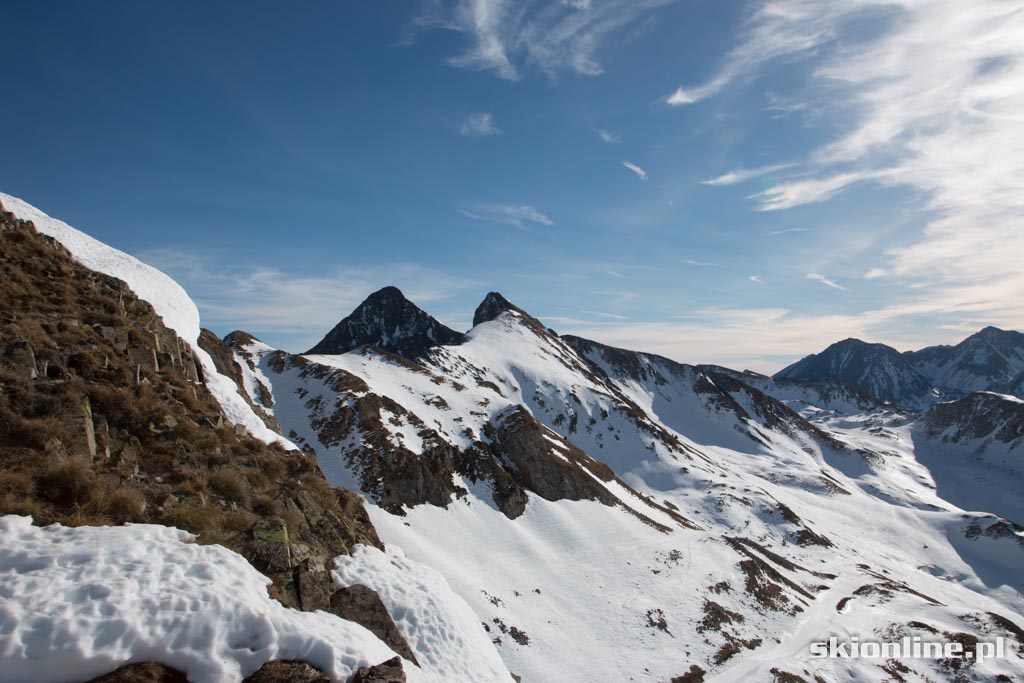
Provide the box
[208,467,251,503]
[39,457,95,506]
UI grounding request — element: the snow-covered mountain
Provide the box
[909,326,1024,396]
[232,287,1024,682]
[776,338,937,410]
[3,191,1024,683]
[777,329,1024,410]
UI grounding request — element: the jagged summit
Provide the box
[306,286,465,359]
[775,337,934,409]
[472,291,525,327]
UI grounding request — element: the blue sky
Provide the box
[2,1,1021,372]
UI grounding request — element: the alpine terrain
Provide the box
[2,192,1023,683]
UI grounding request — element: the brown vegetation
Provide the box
[0,201,380,612]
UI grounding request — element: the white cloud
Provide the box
[667,0,1024,335]
[138,248,479,353]
[749,275,765,284]
[701,163,791,186]
[581,309,629,320]
[595,128,621,144]
[459,112,501,137]
[622,160,648,181]
[806,272,847,291]
[763,228,805,236]
[682,259,716,267]
[416,0,674,80]
[458,202,555,228]
[605,270,624,278]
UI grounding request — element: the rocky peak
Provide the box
[775,337,934,409]
[306,286,465,359]
[224,329,264,350]
[472,291,524,327]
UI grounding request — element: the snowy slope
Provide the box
[246,292,1024,681]
[0,192,290,447]
[0,515,514,683]
[0,516,402,683]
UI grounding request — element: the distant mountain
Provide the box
[907,326,1024,394]
[306,285,465,359]
[914,391,1024,524]
[775,338,937,409]
[776,328,1024,410]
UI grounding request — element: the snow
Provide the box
[333,545,513,683]
[0,192,291,448]
[258,310,1024,681]
[0,516,404,683]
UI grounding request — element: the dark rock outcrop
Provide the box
[351,657,406,683]
[329,584,418,663]
[919,391,1024,445]
[243,661,331,683]
[473,291,523,327]
[307,286,464,359]
[488,405,617,506]
[88,663,188,683]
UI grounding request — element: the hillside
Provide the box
[2,192,1024,683]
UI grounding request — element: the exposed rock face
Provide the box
[919,391,1024,445]
[306,286,464,359]
[351,657,406,683]
[88,662,188,682]
[487,405,617,507]
[242,661,332,683]
[329,584,418,663]
[775,338,935,409]
[473,291,523,327]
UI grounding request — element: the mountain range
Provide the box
[777,327,1024,410]
[1,191,1023,683]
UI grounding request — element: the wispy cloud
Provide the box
[415,0,674,80]
[581,309,629,320]
[806,272,846,291]
[682,259,717,267]
[459,112,501,137]
[555,305,951,375]
[701,163,791,186]
[751,170,888,211]
[138,248,479,352]
[749,275,765,284]
[622,160,648,181]
[458,202,555,228]
[763,228,805,236]
[595,128,621,144]
[606,270,624,278]
[667,0,1024,334]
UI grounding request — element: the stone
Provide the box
[329,584,418,664]
[3,339,37,379]
[242,661,331,683]
[351,657,406,683]
[250,517,291,572]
